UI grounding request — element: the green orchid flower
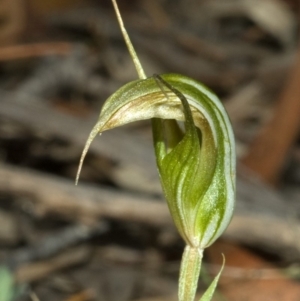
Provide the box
[77,1,236,300]
[77,73,235,249]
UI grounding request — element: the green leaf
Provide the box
[0,266,14,301]
[199,256,225,301]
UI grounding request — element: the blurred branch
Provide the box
[0,42,72,61]
[15,245,91,283]
[0,0,26,45]
[7,223,107,268]
[0,92,159,193]
[1,163,300,260]
[242,44,300,185]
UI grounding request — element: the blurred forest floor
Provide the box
[0,0,300,300]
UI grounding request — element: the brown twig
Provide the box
[0,42,72,61]
[1,163,300,259]
[242,45,300,185]
[15,245,91,283]
[8,223,107,268]
[0,94,159,193]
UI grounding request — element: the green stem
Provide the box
[111,0,146,80]
[179,246,203,301]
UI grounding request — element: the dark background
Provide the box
[0,0,300,300]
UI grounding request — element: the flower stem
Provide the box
[179,246,203,301]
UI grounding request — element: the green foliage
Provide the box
[199,257,225,301]
[0,267,14,301]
